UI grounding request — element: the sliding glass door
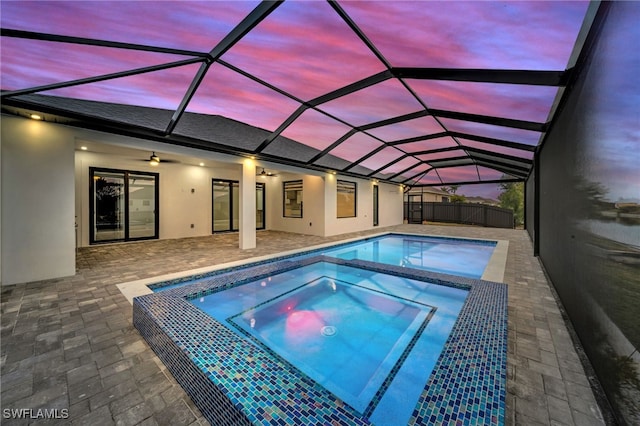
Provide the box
[256,183,265,229]
[128,173,157,239]
[212,180,265,233]
[92,170,126,242]
[213,180,235,232]
[373,184,379,226]
[90,168,159,244]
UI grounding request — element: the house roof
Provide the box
[1,1,595,187]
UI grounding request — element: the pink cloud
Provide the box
[377,156,420,175]
[366,115,445,142]
[418,149,465,162]
[399,136,459,153]
[0,0,591,194]
[318,79,423,127]
[476,166,508,181]
[358,146,405,171]
[439,118,542,145]
[329,132,383,162]
[280,109,353,151]
[436,165,480,182]
[400,162,431,181]
[220,0,385,100]
[48,62,201,110]
[415,172,442,185]
[187,63,301,131]
[340,1,589,70]
[458,139,534,159]
[409,80,559,123]
[1,38,188,92]
[1,1,258,51]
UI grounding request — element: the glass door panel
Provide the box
[373,185,379,226]
[128,174,157,239]
[256,183,265,229]
[408,194,423,224]
[232,182,240,231]
[212,180,266,233]
[213,181,231,232]
[93,171,126,242]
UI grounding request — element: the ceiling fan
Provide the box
[257,167,277,177]
[137,151,180,166]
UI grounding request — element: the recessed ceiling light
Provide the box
[30,114,42,120]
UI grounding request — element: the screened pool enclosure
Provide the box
[2,1,639,424]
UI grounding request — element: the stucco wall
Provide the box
[75,150,240,246]
[1,116,76,285]
[2,114,406,286]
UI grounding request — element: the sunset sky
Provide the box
[1,0,605,199]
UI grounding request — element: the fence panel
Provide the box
[485,205,515,228]
[403,202,514,228]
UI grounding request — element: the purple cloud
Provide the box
[1,1,258,51]
[329,132,383,162]
[340,1,589,70]
[439,118,542,145]
[221,0,385,101]
[410,80,559,123]
[378,156,420,175]
[188,63,301,132]
[399,136,459,153]
[358,146,405,171]
[366,115,445,142]
[280,109,353,151]
[317,79,423,127]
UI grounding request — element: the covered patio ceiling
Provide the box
[1,1,592,189]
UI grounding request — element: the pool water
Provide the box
[317,235,496,278]
[190,261,468,424]
[152,234,496,293]
[136,233,507,424]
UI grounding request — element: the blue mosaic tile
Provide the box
[134,243,507,426]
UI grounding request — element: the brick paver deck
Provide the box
[1,225,606,425]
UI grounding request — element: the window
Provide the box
[337,180,357,218]
[283,180,303,218]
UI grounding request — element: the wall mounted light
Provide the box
[30,114,42,120]
[80,146,88,151]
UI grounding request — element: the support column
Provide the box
[239,159,256,249]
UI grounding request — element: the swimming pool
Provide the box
[133,233,508,425]
[148,233,501,293]
[316,234,496,278]
[191,261,468,423]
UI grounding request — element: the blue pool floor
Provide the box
[134,249,508,425]
[191,262,469,423]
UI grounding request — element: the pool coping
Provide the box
[133,253,508,425]
[118,232,508,303]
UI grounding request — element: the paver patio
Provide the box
[1,224,607,425]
